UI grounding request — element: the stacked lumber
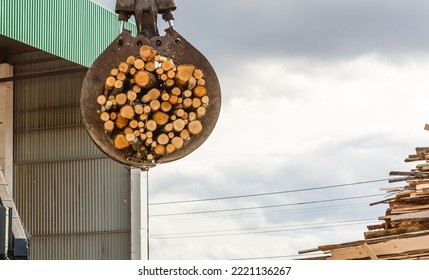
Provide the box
[96,45,209,162]
[298,124,429,260]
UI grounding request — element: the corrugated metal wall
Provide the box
[12,51,131,260]
[0,0,135,67]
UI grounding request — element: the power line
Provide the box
[150,193,385,217]
[150,202,371,223]
[230,253,325,260]
[150,220,376,239]
[149,178,389,205]
[150,218,376,238]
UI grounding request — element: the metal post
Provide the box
[130,168,149,260]
[0,206,9,259]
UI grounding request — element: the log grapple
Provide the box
[81,0,221,169]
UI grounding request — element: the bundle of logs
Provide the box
[96,45,209,162]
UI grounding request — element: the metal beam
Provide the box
[130,169,149,260]
[0,67,87,83]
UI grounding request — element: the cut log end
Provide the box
[139,45,157,62]
[188,120,203,135]
[114,134,130,150]
[120,105,135,119]
[134,70,156,88]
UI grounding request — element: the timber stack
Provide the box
[96,45,209,163]
[298,124,429,260]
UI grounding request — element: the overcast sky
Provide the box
[92,0,429,260]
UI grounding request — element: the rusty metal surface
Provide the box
[81,28,221,169]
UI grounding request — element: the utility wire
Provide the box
[150,218,376,238]
[150,178,389,205]
[230,253,326,260]
[150,202,371,223]
[150,220,376,239]
[150,193,385,217]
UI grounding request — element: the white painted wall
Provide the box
[0,63,13,194]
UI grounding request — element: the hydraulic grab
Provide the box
[81,0,221,169]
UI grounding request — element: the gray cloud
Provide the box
[174,0,429,61]
[93,0,429,72]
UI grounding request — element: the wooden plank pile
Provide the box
[298,125,429,260]
[96,45,209,162]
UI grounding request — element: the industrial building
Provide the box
[0,0,144,259]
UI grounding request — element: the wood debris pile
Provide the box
[96,45,209,162]
[298,124,429,260]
